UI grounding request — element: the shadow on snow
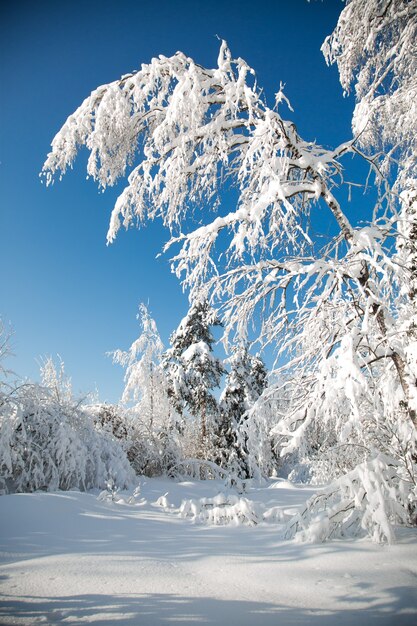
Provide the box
[1,589,417,626]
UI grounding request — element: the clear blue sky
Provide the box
[0,0,354,403]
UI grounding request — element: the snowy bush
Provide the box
[0,359,134,494]
[168,458,229,481]
[92,403,130,443]
[285,455,416,544]
[124,417,181,477]
[178,489,294,527]
[179,492,261,526]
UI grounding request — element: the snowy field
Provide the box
[1,478,416,625]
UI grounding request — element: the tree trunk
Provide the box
[201,398,207,443]
[150,361,154,430]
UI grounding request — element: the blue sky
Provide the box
[0,0,354,402]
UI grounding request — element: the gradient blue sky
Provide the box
[1,0,355,402]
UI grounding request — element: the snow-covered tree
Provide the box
[110,303,166,414]
[42,18,417,539]
[221,345,267,415]
[162,299,224,456]
[0,320,13,382]
[217,344,267,476]
[323,0,417,423]
[322,0,417,192]
[110,304,179,475]
[265,0,416,537]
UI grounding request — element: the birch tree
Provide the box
[42,5,417,538]
[110,304,178,474]
[322,0,417,191]
[322,0,417,424]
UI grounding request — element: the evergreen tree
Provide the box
[163,299,225,456]
[218,345,268,477]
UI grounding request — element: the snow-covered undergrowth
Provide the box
[90,471,417,544]
[178,492,262,526]
[0,401,134,494]
[286,456,416,544]
[1,477,416,626]
[0,360,135,494]
[176,488,297,527]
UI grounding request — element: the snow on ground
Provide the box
[0,478,416,625]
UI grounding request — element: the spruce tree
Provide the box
[218,344,268,477]
[163,299,225,456]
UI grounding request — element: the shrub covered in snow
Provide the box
[285,455,416,544]
[179,492,261,526]
[0,359,134,494]
[168,458,230,481]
